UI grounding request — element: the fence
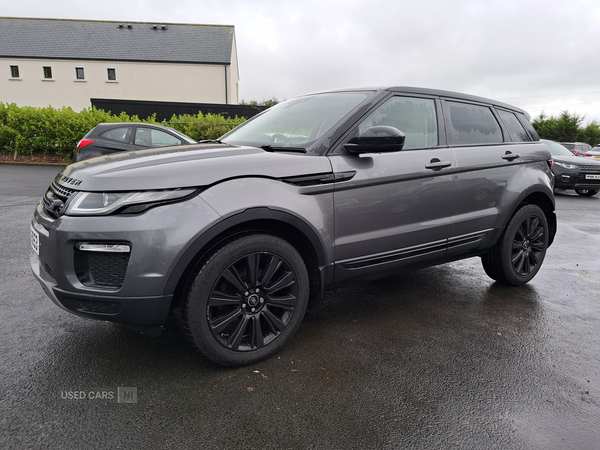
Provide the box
[90,99,268,122]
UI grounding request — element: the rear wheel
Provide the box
[179,234,309,366]
[481,204,549,285]
[575,189,598,197]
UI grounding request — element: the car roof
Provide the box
[96,122,168,128]
[307,86,528,116]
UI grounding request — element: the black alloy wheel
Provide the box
[481,204,549,285]
[179,234,309,366]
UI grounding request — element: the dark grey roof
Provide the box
[0,17,234,64]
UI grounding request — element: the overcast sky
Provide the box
[5,0,600,124]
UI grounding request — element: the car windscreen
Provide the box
[544,140,576,156]
[220,92,369,148]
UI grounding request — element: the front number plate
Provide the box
[30,225,40,256]
[585,174,600,180]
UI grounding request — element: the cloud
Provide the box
[5,0,600,122]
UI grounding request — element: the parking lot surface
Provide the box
[1,164,599,449]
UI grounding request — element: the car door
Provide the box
[442,100,524,258]
[328,95,454,286]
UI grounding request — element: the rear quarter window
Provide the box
[99,127,131,143]
[445,101,503,145]
[497,110,532,142]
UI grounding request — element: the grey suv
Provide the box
[31,87,557,366]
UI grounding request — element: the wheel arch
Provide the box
[512,189,557,247]
[165,207,328,309]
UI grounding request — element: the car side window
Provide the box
[99,127,131,143]
[358,96,438,149]
[446,101,503,145]
[497,110,532,142]
[135,128,182,147]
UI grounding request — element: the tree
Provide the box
[531,110,590,143]
[580,121,600,147]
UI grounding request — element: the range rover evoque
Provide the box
[31,87,557,366]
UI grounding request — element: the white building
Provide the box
[0,17,239,111]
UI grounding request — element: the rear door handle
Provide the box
[425,159,452,170]
[502,152,520,161]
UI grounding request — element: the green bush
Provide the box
[0,103,246,158]
[165,112,245,141]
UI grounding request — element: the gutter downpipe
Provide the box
[224,64,228,104]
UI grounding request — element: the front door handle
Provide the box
[502,151,521,161]
[425,159,452,171]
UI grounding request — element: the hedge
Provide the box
[0,103,246,158]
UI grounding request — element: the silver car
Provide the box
[584,144,600,159]
[31,87,557,366]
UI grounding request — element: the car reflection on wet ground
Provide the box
[1,165,599,449]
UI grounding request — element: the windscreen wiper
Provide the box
[260,145,307,153]
[198,139,223,144]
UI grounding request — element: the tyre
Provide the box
[179,234,309,366]
[481,204,549,285]
[575,189,598,197]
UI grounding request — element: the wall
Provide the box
[2,58,235,111]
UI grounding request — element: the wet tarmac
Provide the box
[1,164,599,449]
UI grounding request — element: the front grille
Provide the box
[75,248,130,289]
[580,165,600,171]
[78,300,121,314]
[88,252,130,287]
[41,181,77,217]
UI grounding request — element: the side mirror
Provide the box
[344,126,405,154]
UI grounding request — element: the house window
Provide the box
[107,68,116,80]
[76,68,85,79]
[10,66,19,78]
[43,66,52,79]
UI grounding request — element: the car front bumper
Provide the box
[30,195,222,326]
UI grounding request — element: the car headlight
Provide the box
[554,162,578,170]
[65,188,197,216]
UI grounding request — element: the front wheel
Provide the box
[481,204,549,285]
[575,189,598,197]
[179,234,309,366]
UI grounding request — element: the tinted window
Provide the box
[497,110,531,142]
[100,127,131,143]
[446,102,502,145]
[359,96,438,149]
[516,113,539,140]
[135,128,182,147]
